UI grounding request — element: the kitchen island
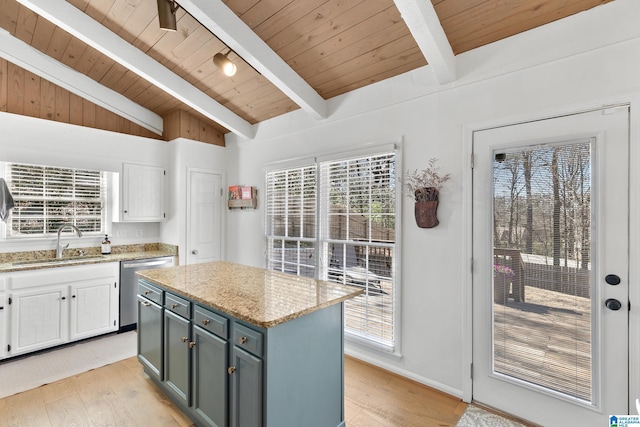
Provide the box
[136,261,362,427]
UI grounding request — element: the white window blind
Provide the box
[266,165,317,278]
[321,153,397,350]
[5,163,106,237]
[265,150,398,351]
[492,141,593,401]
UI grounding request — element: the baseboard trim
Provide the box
[344,350,463,399]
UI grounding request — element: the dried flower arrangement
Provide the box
[402,158,451,202]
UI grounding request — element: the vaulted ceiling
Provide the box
[0,0,613,143]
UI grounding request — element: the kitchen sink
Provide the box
[12,256,107,267]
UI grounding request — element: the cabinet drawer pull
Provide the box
[201,319,210,326]
[240,336,248,344]
[227,366,237,375]
[144,290,150,295]
[189,342,196,348]
[181,337,188,343]
[171,303,178,309]
[142,301,151,307]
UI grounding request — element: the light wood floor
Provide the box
[0,355,467,427]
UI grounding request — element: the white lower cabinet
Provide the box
[3,262,119,358]
[11,285,69,356]
[0,293,7,359]
[70,278,119,341]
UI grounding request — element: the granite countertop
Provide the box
[0,243,177,273]
[137,261,364,328]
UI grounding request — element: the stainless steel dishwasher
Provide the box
[119,256,175,332]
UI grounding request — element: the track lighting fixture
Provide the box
[213,50,237,77]
[157,0,178,32]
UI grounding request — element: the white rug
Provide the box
[456,404,527,427]
[0,331,137,399]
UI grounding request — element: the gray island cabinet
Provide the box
[136,261,362,427]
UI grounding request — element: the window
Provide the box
[4,163,107,238]
[266,149,398,352]
[266,165,317,277]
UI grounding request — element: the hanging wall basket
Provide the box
[414,187,439,228]
[415,200,439,228]
[401,158,451,229]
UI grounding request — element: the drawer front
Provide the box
[194,306,228,339]
[165,292,191,319]
[232,323,263,357]
[138,280,163,305]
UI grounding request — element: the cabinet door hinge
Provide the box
[470,258,474,273]
[629,300,632,311]
[470,152,475,169]
[470,363,474,379]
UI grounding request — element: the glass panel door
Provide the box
[472,107,629,426]
[492,141,593,401]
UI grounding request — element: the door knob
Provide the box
[605,298,622,311]
[605,274,621,285]
[192,250,199,255]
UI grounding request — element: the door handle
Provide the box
[604,298,622,311]
[605,274,621,285]
[192,250,199,255]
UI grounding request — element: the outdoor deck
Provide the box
[494,285,592,401]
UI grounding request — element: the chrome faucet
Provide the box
[56,224,83,258]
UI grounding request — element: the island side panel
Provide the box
[265,303,345,427]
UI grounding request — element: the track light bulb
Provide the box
[213,52,237,77]
[157,0,178,31]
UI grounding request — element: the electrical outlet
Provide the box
[116,229,127,237]
[136,229,143,237]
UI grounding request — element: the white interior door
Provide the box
[472,107,629,425]
[187,170,222,265]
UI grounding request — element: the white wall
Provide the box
[224,0,640,397]
[161,138,228,265]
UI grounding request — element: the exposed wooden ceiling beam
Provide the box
[0,28,163,135]
[178,0,328,120]
[394,0,456,84]
[16,0,255,140]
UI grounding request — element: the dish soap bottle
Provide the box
[101,234,111,255]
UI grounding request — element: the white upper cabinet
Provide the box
[116,163,166,222]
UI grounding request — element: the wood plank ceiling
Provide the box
[0,0,614,144]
